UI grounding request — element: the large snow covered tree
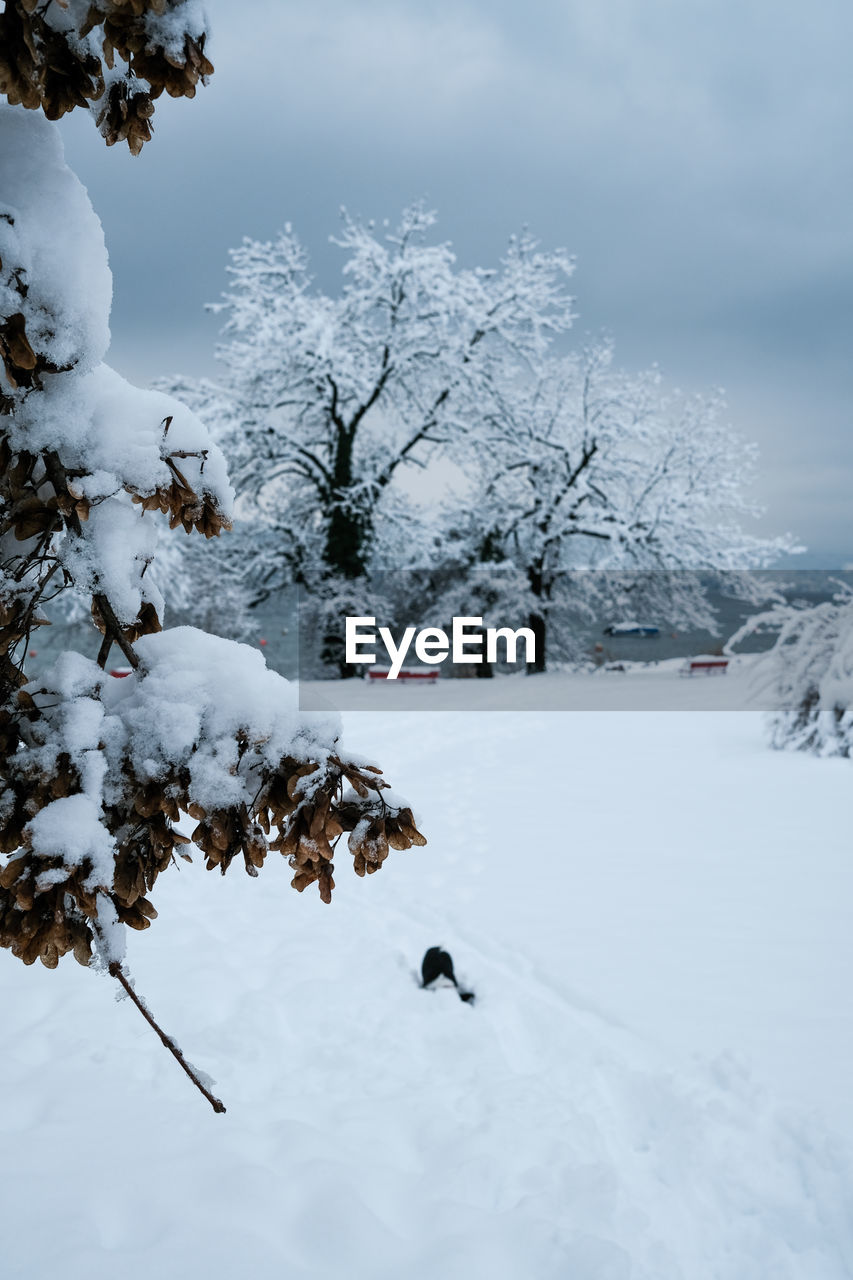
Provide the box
[167,216,793,676]
[165,206,576,603]
[0,5,424,1112]
[451,341,795,670]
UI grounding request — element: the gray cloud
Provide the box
[58,0,853,560]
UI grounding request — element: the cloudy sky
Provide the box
[59,0,852,563]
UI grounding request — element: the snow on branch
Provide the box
[0,0,213,153]
[730,586,853,757]
[2,632,425,971]
[0,106,425,990]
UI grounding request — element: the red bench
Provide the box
[682,657,729,676]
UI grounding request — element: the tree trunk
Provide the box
[321,507,370,676]
[319,429,374,676]
[526,611,547,674]
[323,502,370,581]
[322,425,371,581]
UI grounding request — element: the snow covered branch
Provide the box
[0,108,425,988]
[730,586,853,756]
[0,0,213,153]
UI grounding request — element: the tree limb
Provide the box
[109,962,226,1114]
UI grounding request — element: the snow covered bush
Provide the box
[729,586,853,756]
[0,108,423,960]
[0,16,424,1108]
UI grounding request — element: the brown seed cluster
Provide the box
[0,0,213,154]
[131,446,231,538]
[94,79,155,155]
[0,725,94,967]
[0,855,96,967]
[0,1,103,119]
[0,432,130,690]
[1,315,426,970]
[1,707,427,966]
[2,279,425,979]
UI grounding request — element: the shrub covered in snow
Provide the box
[0,18,424,1111]
[731,586,853,756]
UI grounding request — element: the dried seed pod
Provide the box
[318,867,334,905]
[0,1,214,152]
[0,854,27,891]
[114,896,158,930]
[0,312,37,385]
[325,815,344,841]
[285,761,319,801]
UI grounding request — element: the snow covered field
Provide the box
[300,654,775,711]
[2,671,852,1278]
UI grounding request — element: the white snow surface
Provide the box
[26,793,115,890]
[0,106,111,372]
[144,1,209,58]
[2,693,851,1278]
[301,654,781,712]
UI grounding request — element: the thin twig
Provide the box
[40,451,141,673]
[108,961,226,1114]
[93,593,139,669]
[96,631,112,669]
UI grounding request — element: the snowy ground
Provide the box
[2,667,852,1278]
[299,654,775,711]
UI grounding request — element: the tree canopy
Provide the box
[170,207,794,672]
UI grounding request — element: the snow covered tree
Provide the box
[728,585,853,756]
[167,220,792,676]
[454,341,795,669]
[165,207,576,614]
[0,9,424,1113]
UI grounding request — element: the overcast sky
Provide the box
[58,0,852,563]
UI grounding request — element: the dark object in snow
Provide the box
[421,947,475,1004]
